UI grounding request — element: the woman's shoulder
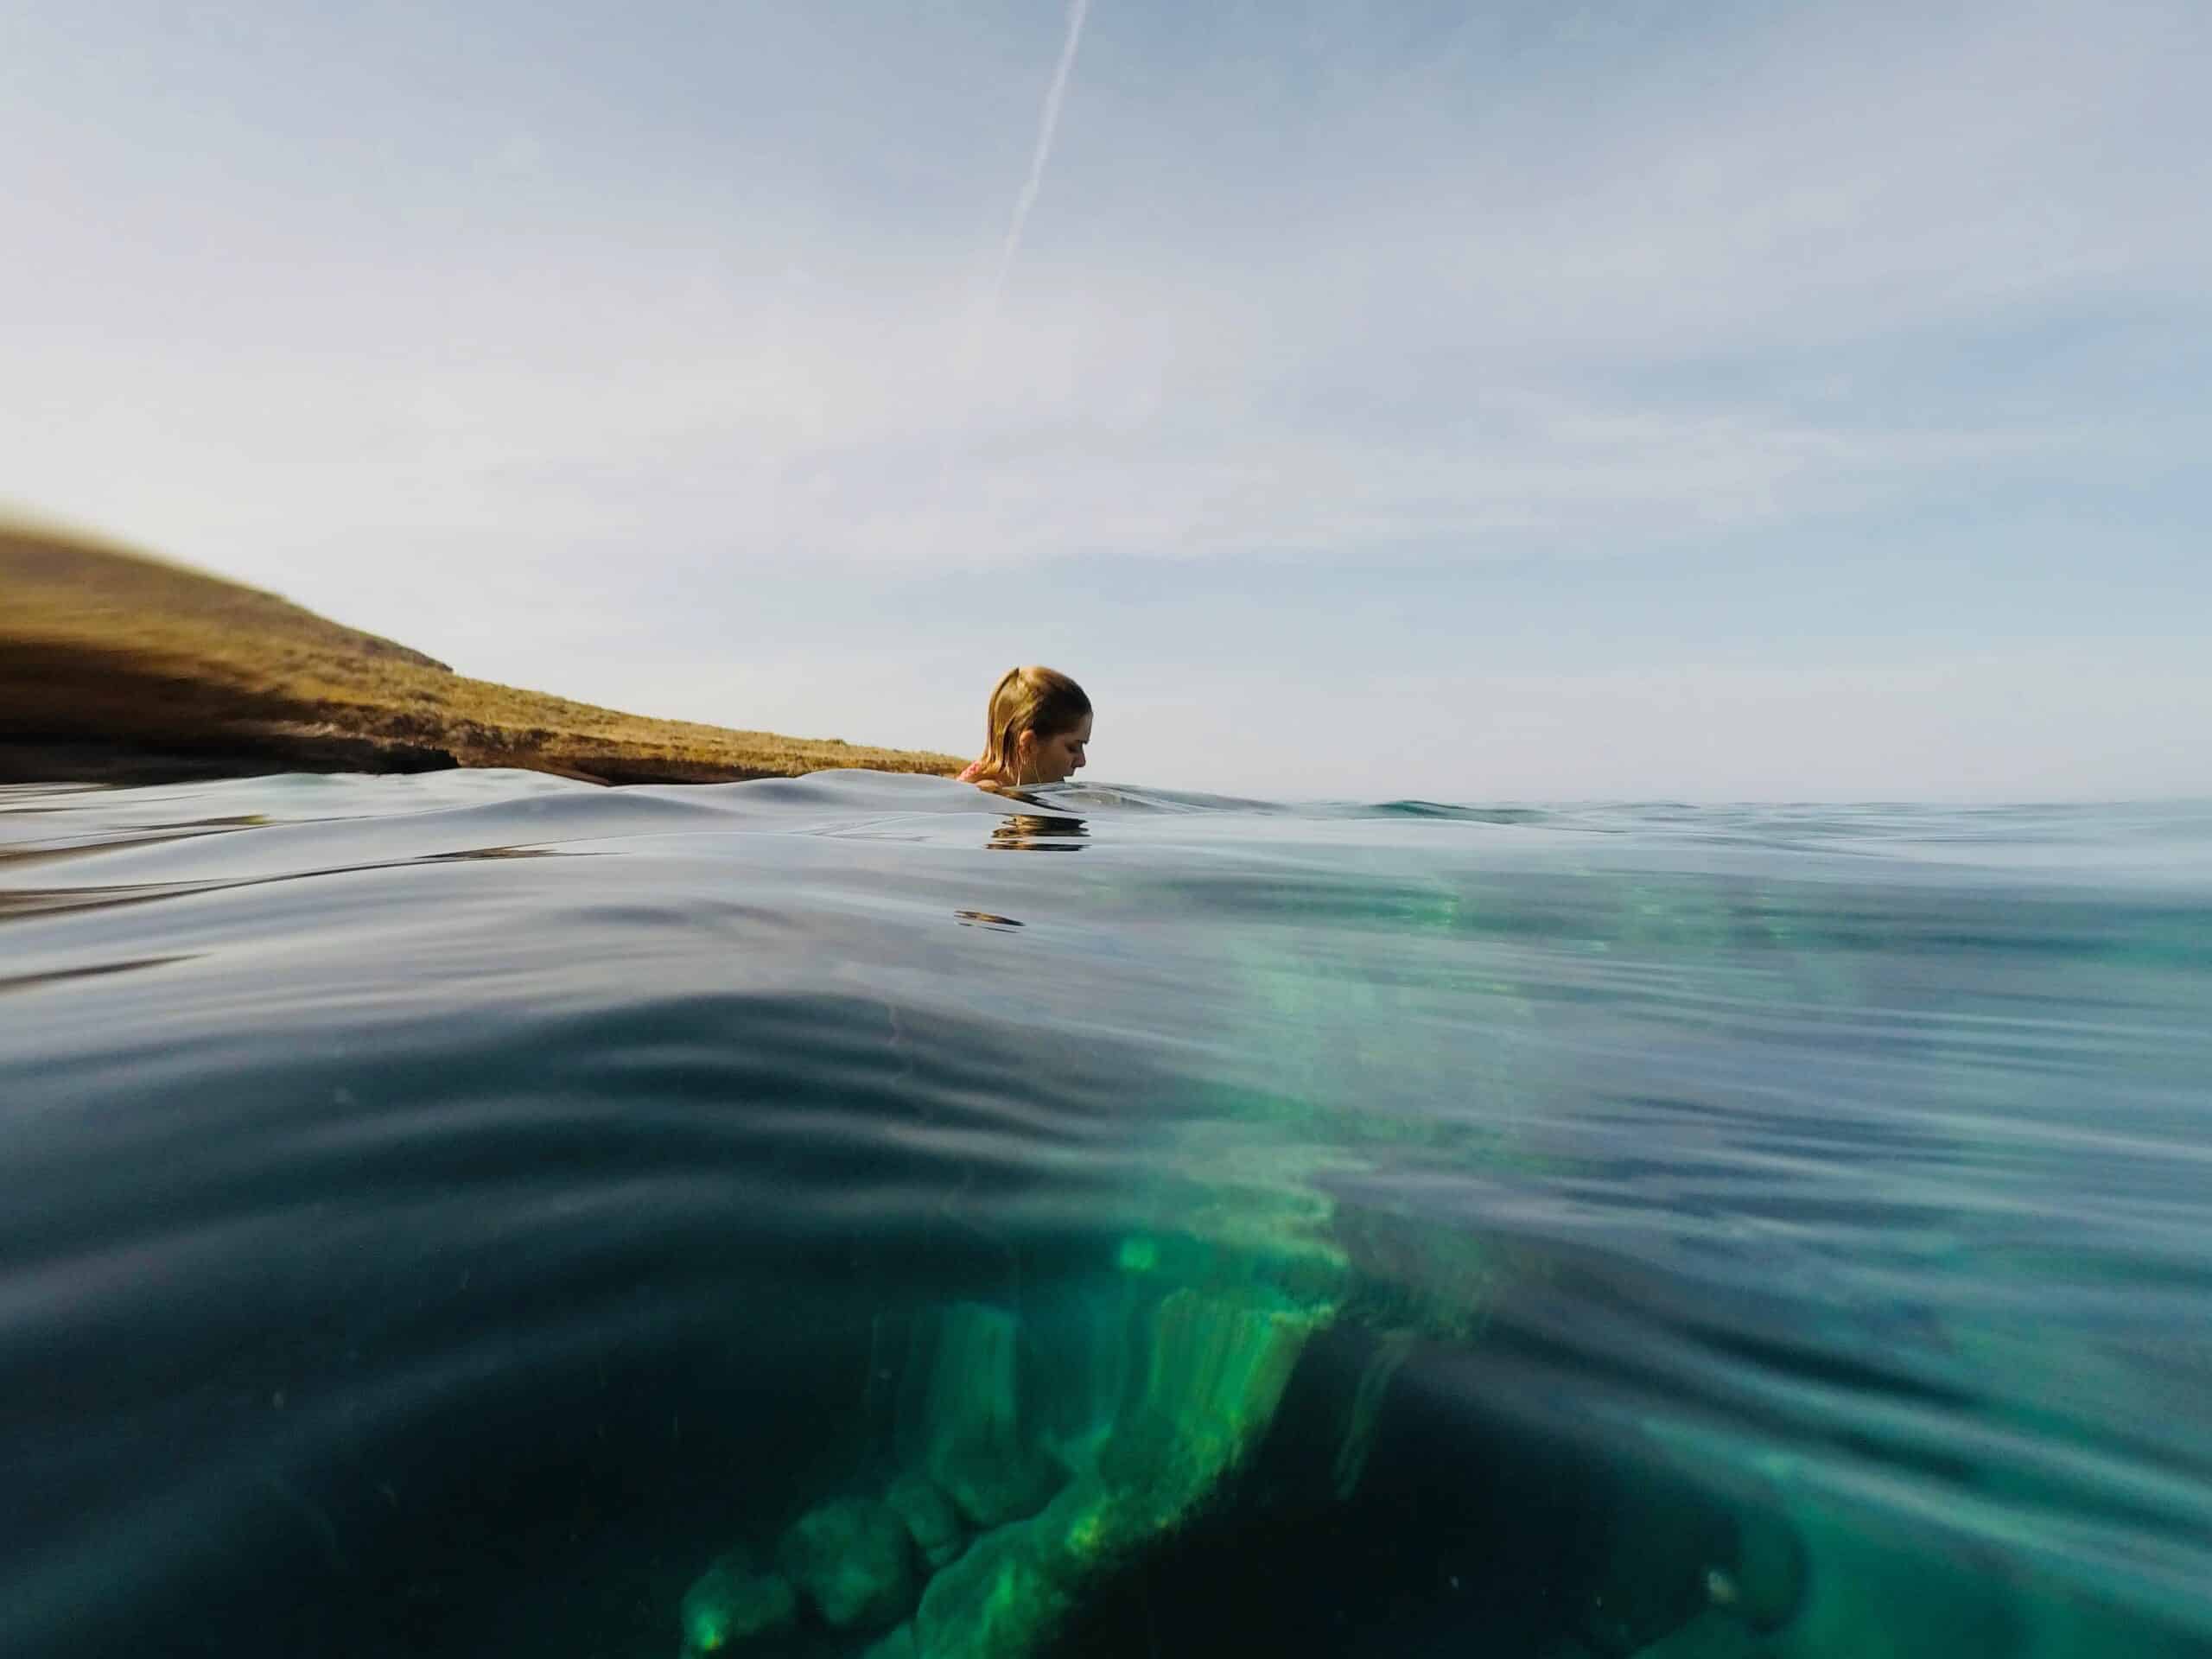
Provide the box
[957,763,1020,793]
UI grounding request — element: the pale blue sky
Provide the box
[4,0,2206,798]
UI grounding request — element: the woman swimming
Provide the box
[957,666,1091,789]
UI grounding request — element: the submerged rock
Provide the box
[899,1302,1070,1529]
[913,1514,1077,1659]
[930,1435,1068,1530]
[1090,1288,1315,1541]
[903,1284,1335,1658]
[677,1548,797,1656]
[1332,1327,1417,1500]
[902,1303,1024,1454]
[777,1496,917,1631]
[886,1471,966,1570]
[874,1146,1354,1659]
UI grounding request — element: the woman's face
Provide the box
[1021,714,1091,784]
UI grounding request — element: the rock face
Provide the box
[930,1437,1067,1532]
[676,1548,797,1657]
[674,1160,1358,1659]
[896,1284,1331,1659]
[0,520,964,786]
[901,1302,1070,1529]
[912,1512,1076,1659]
[886,1471,966,1572]
[777,1497,918,1632]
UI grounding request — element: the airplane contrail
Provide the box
[920,0,1091,555]
[982,0,1090,319]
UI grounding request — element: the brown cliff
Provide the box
[0,521,962,787]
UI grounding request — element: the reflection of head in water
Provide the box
[963,666,1090,788]
[988,814,1088,852]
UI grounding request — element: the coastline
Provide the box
[0,523,963,788]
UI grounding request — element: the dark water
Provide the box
[3,772,2209,1659]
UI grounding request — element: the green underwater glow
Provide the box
[675,1117,1358,1657]
[668,854,2211,1659]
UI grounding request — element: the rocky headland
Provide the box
[0,519,962,787]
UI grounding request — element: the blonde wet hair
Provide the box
[974,665,1090,785]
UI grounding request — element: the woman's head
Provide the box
[978,665,1091,785]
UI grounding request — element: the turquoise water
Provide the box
[3,772,2209,1658]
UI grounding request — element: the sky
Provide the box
[3,0,2207,801]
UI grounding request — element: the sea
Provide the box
[3,770,2208,1659]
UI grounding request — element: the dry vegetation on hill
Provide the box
[0,520,963,786]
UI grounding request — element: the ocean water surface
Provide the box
[3,772,2209,1658]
